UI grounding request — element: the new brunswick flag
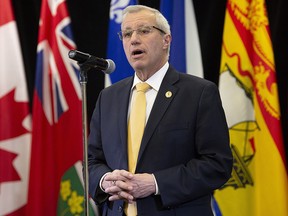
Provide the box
[214,0,288,215]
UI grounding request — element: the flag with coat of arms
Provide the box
[214,0,288,215]
[26,0,96,215]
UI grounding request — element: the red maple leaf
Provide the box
[0,89,29,141]
[0,89,30,184]
[0,148,20,184]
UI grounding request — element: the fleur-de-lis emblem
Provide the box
[110,0,131,23]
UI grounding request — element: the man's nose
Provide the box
[130,30,140,42]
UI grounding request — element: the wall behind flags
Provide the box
[12,0,288,164]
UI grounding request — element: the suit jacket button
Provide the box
[118,205,123,213]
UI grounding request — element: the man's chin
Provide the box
[131,61,146,71]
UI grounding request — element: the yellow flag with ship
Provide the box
[214,0,288,215]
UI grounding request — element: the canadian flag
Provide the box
[0,0,32,215]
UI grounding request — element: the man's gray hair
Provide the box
[122,5,171,35]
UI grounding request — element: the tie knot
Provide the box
[136,82,150,92]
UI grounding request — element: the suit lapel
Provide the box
[137,67,180,164]
[116,77,133,169]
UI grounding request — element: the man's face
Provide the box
[121,10,170,74]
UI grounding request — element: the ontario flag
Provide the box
[25,0,87,215]
[105,0,137,87]
[160,0,203,77]
[214,0,288,215]
[0,0,32,215]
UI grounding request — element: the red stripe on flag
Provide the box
[227,2,286,168]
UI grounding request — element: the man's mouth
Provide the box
[132,50,144,57]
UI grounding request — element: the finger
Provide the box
[116,179,133,191]
[105,170,133,182]
[105,185,119,194]
[117,191,134,202]
[108,193,121,201]
[119,170,134,179]
[108,191,129,202]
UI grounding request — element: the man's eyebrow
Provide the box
[122,24,147,30]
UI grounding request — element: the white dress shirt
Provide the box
[100,62,169,195]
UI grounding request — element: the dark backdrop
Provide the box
[11,0,288,164]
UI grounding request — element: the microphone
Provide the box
[68,50,116,74]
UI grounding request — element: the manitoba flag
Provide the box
[26,0,84,215]
[0,0,32,215]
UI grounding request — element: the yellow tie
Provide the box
[125,82,150,216]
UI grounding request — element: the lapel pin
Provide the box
[165,91,172,98]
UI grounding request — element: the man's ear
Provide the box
[163,34,172,50]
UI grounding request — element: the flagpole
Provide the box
[79,65,90,216]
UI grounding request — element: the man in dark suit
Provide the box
[88,5,233,216]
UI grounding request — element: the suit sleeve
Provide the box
[154,82,233,207]
[87,91,111,204]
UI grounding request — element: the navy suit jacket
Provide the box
[88,66,233,216]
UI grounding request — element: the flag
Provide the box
[58,161,98,215]
[160,0,203,77]
[214,0,288,215]
[105,0,137,87]
[0,0,32,215]
[26,0,87,215]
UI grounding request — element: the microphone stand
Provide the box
[78,63,90,216]
[69,50,114,216]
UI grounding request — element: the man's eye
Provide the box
[139,28,151,34]
[123,31,132,38]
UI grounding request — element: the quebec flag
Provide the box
[105,0,137,87]
[160,0,203,77]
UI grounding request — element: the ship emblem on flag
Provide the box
[219,69,257,190]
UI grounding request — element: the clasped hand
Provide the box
[102,169,156,203]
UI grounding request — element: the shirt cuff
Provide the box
[99,172,111,192]
[152,174,160,195]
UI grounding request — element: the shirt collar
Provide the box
[131,62,169,91]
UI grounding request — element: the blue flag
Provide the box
[160,0,203,77]
[106,0,137,86]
